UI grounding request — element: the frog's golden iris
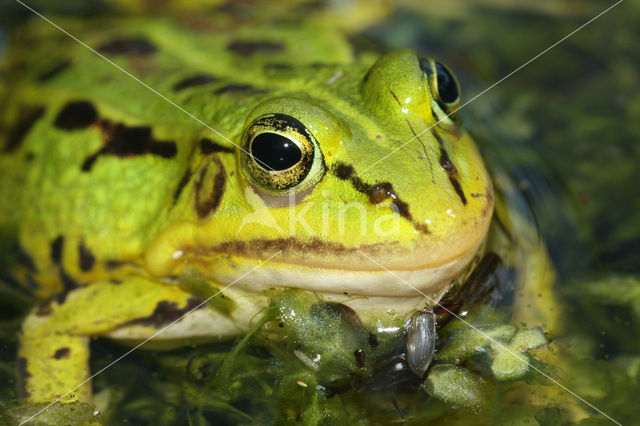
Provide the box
[241,112,324,193]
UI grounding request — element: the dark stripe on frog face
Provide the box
[78,241,96,272]
[16,357,31,398]
[430,129,467,205]
[173,169,192,205]
[50,235,64,264]
[201,238,393,260]
[38,59,71,81]
[332,162,429,234]
[194,160,226,219]
[173,74,217,92]
[4,105,45,153]
[52,347,71,360]
[54,101,98,130]
[98,37,157,56]
[125,296,205,327]
[200,138,234,154]
[227,40,285,56]
[81,119,177,171]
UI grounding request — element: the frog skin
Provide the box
[0,12,559,404]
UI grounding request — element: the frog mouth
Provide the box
[186,237,484,298]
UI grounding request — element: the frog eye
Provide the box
[419,58,461,117]
[241,113,324,194]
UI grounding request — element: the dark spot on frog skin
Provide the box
[36,292,68,316]
[50,235,64,264]
[173,169,192,205]
[214,84,263,95]
[227,40,285,56]
[105,259,125,270]
[194,159,226,219]
[80,155,100,172]
[173,74,217,92]
[200,137,234,154]
[38,59,71,81]
[78,241,96,272]
[36,303,52,316]
[470,192,489,199]
[126,297,205,327]
[331,162,429,234]
[81,119,177,171]
[97,37,157,56]
[16,357,31,398]
[333,162,357,181]
[431,129,467,205]
[149,140,178,158]
[15,244,37,272]
[3,105,45,152]
[54,101,98,130]
[52,347,71,360]
[354,348,365,369]
[60,269,79,291]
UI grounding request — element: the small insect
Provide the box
[406,309,436,377]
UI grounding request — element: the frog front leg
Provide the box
[17,276,200,403]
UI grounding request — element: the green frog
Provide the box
[0,3,561,409]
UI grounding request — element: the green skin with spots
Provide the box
[0,9,560,406]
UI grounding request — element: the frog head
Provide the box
[145,49,493,302]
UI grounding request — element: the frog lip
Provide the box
[191,226,487,272]
[199,238,485,298]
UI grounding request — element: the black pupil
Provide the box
[435,62,458,104]
[251,132,302,171]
